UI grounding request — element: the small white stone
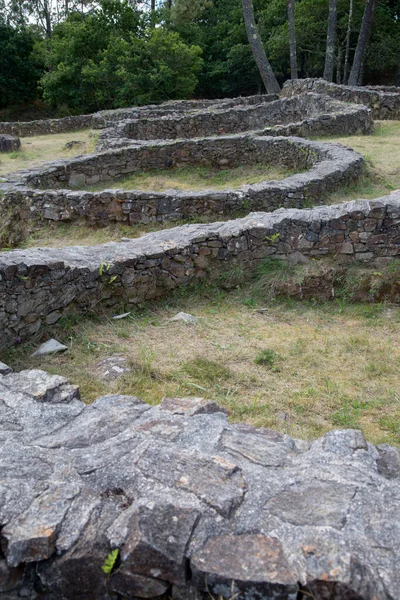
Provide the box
[112,312,131,320]
[31,339,68,357]
[169,312,198,325]
[0,361,12,375]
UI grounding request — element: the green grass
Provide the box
[82,163,300,192]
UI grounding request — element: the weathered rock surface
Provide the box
[95,354,131,381]
[0,369,399,599]
[169,312,198,325]
[0,362,12,375]
[0,135,20,153]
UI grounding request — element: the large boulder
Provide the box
[0,368,399,599]
[0,134,21,152]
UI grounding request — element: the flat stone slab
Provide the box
[0,368,399,599]
[32,338,68,357]
[95,354,131,381]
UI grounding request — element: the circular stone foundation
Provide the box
[97,92,373,150]
[2,134,364,226]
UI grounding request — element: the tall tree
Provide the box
[343,0,353,84]
[323,0,337,81]
[287,0,297,79]
[241,0,280,93]
[348,0,377,85]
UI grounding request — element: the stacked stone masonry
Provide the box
[0,369,399,599]
[0,135,365,226]
[97,93,373,149]
[0,94,277,138]
[282,78,400,120]
[0,91,374,141]
[0,195,399,347]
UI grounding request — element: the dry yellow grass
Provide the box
[316,120,400,202]
[6,282,400,447]
[84,164,298,192]
[0,129,96,176]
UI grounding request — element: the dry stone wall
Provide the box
[0,368,399,600]
[0,195,399,347]
[97,93,373,149]
[282,78,400,120]
[0,135,365,226]
[0,94,277,138]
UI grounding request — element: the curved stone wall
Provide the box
[97,93,373,149]
[0,195,398,347]
[0,368,398,600]
[92,93,278,127]
[0,135,364,226]
[282,78,400,119]
[0,94,277,138]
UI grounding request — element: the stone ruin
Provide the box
[0,195,399,349]
[282,78,400,120]
[0,135,20,153]
[96,92,372,149]
[1,135,364,227]
[0,87,400,599]
[0,368,399,600]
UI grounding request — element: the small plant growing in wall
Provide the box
[101,548,119,578]
[264,232,280,245]
[99,261,119,286]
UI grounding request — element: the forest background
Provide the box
[0,0,399,116]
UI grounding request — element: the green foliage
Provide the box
[1,0,400,112]
[264,233,280,245]
[101,548,119,577]
[0,23,43,108]
[39,3,202,112]
[254,348,278,367]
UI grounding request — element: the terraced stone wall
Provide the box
[282,78,400,119]
[0,196,398,347]
[97,93,373,148]
[92,93,277,128]
[0,135,364,226]
[0,94,277,138]
[0,114,95,138]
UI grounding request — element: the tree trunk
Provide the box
[348,0,376,86]
[65,0,69,15]
[44,0,52,38]
[343,0,353,84]
[287,0,298,79]
[241,0,280,93]
[336,45,342,83]
[323,0,337,81]
[396,64,400,86]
